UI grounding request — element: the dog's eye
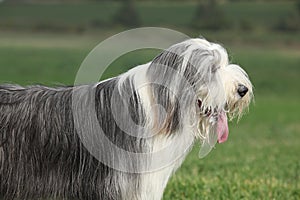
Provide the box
[197,99,202,108]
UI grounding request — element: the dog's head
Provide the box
[146,38,253,156]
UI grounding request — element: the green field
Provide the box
[0,1,300,199]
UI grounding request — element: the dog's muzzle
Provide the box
[197,99,229,143]
[238,84,248,98]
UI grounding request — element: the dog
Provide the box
[0,38,252,200]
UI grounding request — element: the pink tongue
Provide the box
[217,112,229,143]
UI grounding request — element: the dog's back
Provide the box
[0,83,133,200]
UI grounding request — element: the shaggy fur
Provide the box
[0,38,252,200]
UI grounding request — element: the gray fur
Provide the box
[0,79,144,200]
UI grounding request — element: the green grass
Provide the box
[0,31,299,199]
[0,46,85,85]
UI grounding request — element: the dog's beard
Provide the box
[196,107,229,158]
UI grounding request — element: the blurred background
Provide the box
[0,0,299,199]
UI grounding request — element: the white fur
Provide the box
[114,38,252,199]
[136,39,252,200]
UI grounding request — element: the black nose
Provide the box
[238,84,248,97]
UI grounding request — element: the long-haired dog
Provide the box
[0,38,252,200]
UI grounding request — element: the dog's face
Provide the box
[196,63,253,145]
[147,38,253,156]
[189,39,253,155]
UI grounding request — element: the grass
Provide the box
[0,46,85,85]
[0,31,299,199]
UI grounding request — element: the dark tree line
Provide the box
[113,0,140,27]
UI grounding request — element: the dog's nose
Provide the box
[238,84,248,97]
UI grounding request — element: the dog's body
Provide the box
[0,38,252,200]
